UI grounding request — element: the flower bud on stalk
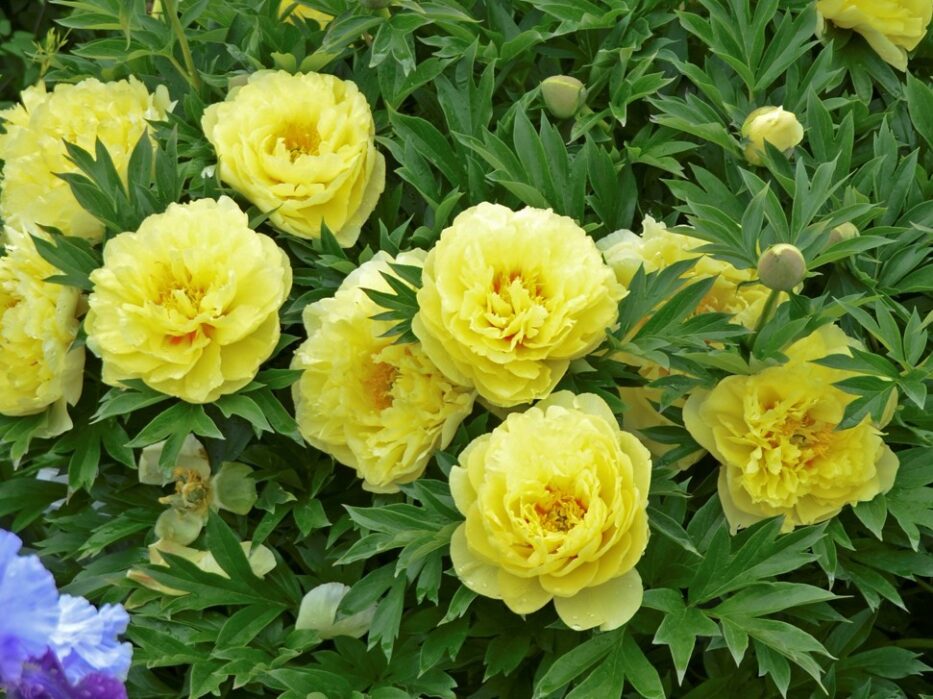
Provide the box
[828,222,859,245]
[741,106,804,166]
[758,244,806,292]
[541,75,587,119]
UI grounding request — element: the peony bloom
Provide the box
[598,216,774,469]
[85,197,292,404]
[817,0,932,70]
[0,78,171,242]
[291,251,475,493]
[139,436,258,545]
[280,0,332,27]
[684,325,899,532]
[741,106,804,166]
[201,70,385,246]
[413,203,625,408]
[449,391,651,631]
[0,227,84,436]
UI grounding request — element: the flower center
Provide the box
[534,487,587,532]
[281,122,321,159]
[484,269,548,348]
[363,360,398,411]
[169,467,211,512]
[772,414,834,468]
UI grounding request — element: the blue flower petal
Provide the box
[51,596,132,684]
[0,531,60,684]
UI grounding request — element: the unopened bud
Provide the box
[741,106,804,166]
[757,244,806,292]
[828,222,859,245]
[296,583,376,639]
[541,75,587,120]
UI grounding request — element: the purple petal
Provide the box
[51,596,132,684]
[0,531,60,683]
[6,652,127,699]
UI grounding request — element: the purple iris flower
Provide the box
[12,651,126,699]
[0,530,131,699]
[0,530,60,683]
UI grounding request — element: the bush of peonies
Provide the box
[0,0,930,697]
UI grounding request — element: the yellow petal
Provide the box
[553,568,644,632]
[449,525,503,600]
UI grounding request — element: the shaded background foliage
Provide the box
[0,1,932,698]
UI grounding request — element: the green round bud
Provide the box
[541,75,587,120]
[757,243,806,292]
[828,221,859,246]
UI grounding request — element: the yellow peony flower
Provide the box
[201,70,385,246]
[0,227,84,436]
[280,0,332,27]
[85,197,292,404]
[817,0,932,71]
[683,325,899,533]
[412,203,625,408]
[0,78,171,242]
[449,391,651,631]
[291,251,475,493]
[740,106,804,166]
[598,216,774,469]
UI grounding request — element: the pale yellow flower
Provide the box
[740,106,804,166]
[0,78,171,241]
[449,391,650,631]
[598,216,774,469]
[127,538,276,597]
[684,325,899,532]
[291,251,475,493]
[817,0,932,70]
[201,70,385,246]
[0,227,84,436]
[280,0,332,27]
[85,197,292,404]
[413,203,625,407]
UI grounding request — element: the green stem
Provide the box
[753,289,780,334]
[893,639,933,650]
[162,0,201,91]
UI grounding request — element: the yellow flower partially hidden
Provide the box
[740,106,805,166]
[0,78,171,242]
[817,0,932,71]
[599,216,773,469]
[0,227,84,437]
[292,251,475,493]
[201,70,385,246]
[127,538,276,597]
[449,391,651,631]
[413,203,625,407]
[280,0,332,27]
[684,325,899,532]
[85,197,292,404]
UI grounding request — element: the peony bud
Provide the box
[741,106,804,166]
[757,244,806,292]
[541,75,587,120]
[296,582,376,640]
[828,221,859,245]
